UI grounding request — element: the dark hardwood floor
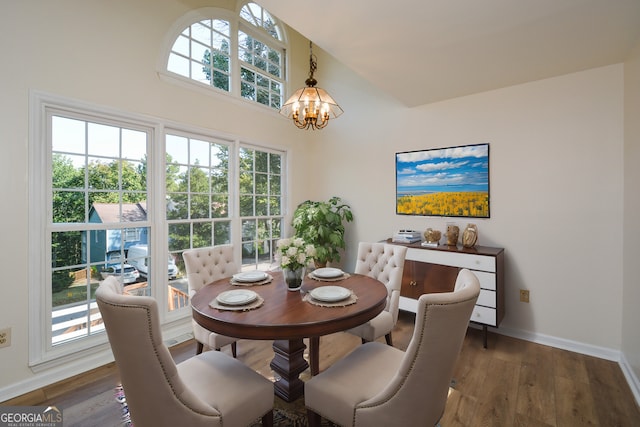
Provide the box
[3,311,640,426]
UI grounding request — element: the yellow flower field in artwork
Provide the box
[397,191,489,217]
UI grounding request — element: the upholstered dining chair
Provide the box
[305,268,480,427]
[346,242,408,346]
[183,245,239,356]
[96,276,274,427]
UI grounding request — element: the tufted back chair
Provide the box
[306,269,480,427]
[96,276,273,427]
[183,245,238,297]
[347,242,407,346]
[183,245,239,355]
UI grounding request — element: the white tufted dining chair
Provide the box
[183,245,239,356]
[96,276,274,427]
[305,269,480,427]
[346,242,408,346]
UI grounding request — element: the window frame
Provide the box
[29,91,288,368]
[237,144,284,270]
[158,4,288,111]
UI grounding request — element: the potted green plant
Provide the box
[292,196,354,268]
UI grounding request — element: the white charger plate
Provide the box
[312,267,344,279]
[310,286,351,302]
[233,271,268,283]
[216,289,258,306]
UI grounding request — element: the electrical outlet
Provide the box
[519,290,530,303]
[0,327,10,348]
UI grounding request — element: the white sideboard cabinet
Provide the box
[388,239,505,348]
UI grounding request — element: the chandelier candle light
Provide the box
[279,41,343,130]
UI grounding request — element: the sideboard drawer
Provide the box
[471,305,497,326]
[474,271,496,291]
[406,248,496,272]
[477,289,496,308]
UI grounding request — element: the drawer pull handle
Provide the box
[409,280,417,287]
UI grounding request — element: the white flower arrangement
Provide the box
[275,237,316,271]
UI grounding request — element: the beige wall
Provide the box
[0,0,637,402]
[319,57,625,353]
[623,40,640,395]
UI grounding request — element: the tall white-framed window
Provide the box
[164,131,285,274]
[29,92,287,366]
[238,145,283,270]
[29,93,156,366]
[163,2,287,110]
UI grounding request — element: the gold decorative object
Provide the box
[445,225,459,246]
[423,228,442,244]
[462,224,478,248]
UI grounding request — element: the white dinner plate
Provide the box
[310,286,351,303]
[312,267,344,279]
[216,289,258,306]
[233,271,268,283]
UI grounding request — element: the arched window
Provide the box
[165,2,286,110]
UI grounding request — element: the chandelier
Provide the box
[279,42,343,130]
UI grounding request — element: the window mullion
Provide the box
[230,19,241,98]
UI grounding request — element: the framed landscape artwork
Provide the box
[396,143,490,218]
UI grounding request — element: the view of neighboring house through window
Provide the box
[50,114,150,345]
[32,2,289,361]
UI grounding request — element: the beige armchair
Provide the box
[346,242,407,346]
[183,245,239,356]
[96,276,273,427]
[305,268,480,427]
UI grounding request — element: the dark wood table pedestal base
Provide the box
[269,337,321,402]
[270,339,308,402]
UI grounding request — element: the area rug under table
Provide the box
[115,385,336,427]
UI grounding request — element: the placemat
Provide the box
[303,291,357,307]
[230,274,274,286]
[209,295,265,311]
[307,272,351,282]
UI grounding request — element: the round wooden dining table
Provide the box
[191,270,388,402]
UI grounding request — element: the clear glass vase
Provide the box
[283,266,305,291]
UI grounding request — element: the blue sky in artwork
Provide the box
[396,144,489,195]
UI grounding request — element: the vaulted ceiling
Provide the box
[255,0,640,107]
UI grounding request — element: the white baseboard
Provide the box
[619,352,640,407]
[495,325,620,361]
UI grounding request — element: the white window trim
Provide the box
[156,5,289,114]
[29,90,289,370]
[29,91,163,369]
